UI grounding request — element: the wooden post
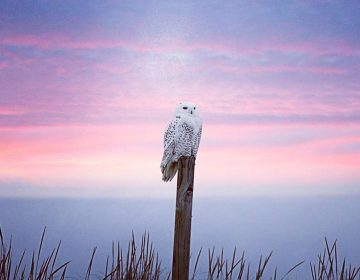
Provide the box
[172,156,195,280]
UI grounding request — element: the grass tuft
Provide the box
[1,227,359,279]
[310,238,360,280]
[0,227,69,280]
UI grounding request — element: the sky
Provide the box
[0,0,360,197]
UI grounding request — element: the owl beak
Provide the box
[190,110,193,114]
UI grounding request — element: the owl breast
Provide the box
[174,120,199,160]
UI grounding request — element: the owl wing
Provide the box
[160,118,179,181]
[193,124,202,158]
[163,118,177,150]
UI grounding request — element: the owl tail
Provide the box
[161,161,178,182]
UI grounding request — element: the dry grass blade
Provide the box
[49,261,70,278]
[60,265,67,280]
[237,252,246,279]
[13,249,26,279]
[50,241,61,274]
[256,252,272,280]
[208,247,216,279]
[272,267,277,280]
[85,247,97,280]
[280,260,304,280]
[35,227,46,277]
[191,248,202,280]
[324,237,335,278]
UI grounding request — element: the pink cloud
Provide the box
[0,122,359,195]
[1,31,359,130]
[0,124,161,158]
[204,64,348,75]
[194,123,360,192]
[0,107,29,116]
[1,35,125,50]
[0,61,9,69]
[2,34,358,57]
[0,124,163,187]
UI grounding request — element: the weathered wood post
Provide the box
[172,156,196,280]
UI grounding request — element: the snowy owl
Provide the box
[160,101,202,182]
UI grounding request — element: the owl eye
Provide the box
[183,106,188,109]
[194,107,196,110]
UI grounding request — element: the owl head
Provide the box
[175,101,199,117]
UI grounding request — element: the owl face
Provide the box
[175,102,199,117]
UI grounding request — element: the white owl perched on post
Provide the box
[161,102,202,182]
